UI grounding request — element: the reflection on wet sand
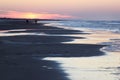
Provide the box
[63,30,120,44]
[44,51,120,80]
[44,29,120,80]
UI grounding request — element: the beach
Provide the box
[0,19,120,80]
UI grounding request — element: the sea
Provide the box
[41,20,120,80]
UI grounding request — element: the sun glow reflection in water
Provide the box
[43,52,120,80]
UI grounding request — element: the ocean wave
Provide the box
[45,20,120,33]
[101,39,120,52]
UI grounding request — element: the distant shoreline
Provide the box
[0,17,64,21]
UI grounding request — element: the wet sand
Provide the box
[0,19,105,80]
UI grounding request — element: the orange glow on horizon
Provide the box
[22,13,39,19]
[0,11,73,19]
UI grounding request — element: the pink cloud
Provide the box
[0,11,73,19]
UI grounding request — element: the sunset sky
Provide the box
[0,0,120,20]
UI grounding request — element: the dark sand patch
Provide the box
[0,56,68,80]
[0,44,105,57]
[0,35,84,44]
[5,29,86,34]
